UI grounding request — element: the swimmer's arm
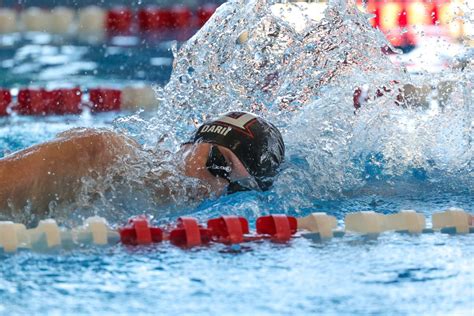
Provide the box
[0,128,140,214]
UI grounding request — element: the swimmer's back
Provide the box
[0,128,140,215]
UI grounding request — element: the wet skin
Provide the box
[0,128,251,216]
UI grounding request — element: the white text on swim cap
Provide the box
[200,125,233,136]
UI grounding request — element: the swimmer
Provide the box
[0,112,285,217]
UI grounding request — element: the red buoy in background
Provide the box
[171,6,193,41]
[106,7,133,34]
[196,4,217,28]
[89,88,121,112]
[51,88,82,114]
[170,6,193,29]
[138,7,172,31]
[17,89,49,115]
[0,89,12,116]
[138,7,158,32]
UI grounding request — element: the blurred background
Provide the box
[0,0,471,46]
[0,0,224,6]
[0,0,471,116]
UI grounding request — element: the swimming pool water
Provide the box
[0,36,173,88]
[1,3,473,315]
[1,114,472,315]
[1,228,473,315]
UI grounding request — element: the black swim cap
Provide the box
[192,112,285,191]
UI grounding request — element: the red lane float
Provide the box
[119,216,163,245]
[89,88,122,112]
[52,88,82,114]
[129,4,215,31]
[16,88,82,115]
[0,89,12,116]
[138,7,172,32]
[118,215,298,248]
[256,215,297,242]
[106,7,133,34]
[171,6,193,29]
[169,217,212,247]
[0,85,158,116]
[17,89,48,115]
[207,216,249,244]
[196,4,218,28]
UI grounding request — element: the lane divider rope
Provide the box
[0,208,472,253]
[0,85,158,116]
[0,5,217,39]
[0,3,467,46]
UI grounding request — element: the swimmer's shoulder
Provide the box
[57,127,124,141]
[56,128,142,159]
[58,128,139,147]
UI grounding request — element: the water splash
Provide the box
[105,0,472,220]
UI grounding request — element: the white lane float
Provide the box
[0,9,17,34]
[384,210,426,234]
[72,216,120,245]
[297,212,340,240]
[50,7,76,35]
[432,207,472,234]
[78,6,106,35]
[121,85,160,110]
[21,7,51,32]
[27,219,62,251]
[0,222,29,252]
[345,211,386,234]
[20,6,76,34]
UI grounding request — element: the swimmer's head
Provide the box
[191,112,285,191]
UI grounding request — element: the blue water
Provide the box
[0,36,173,88]
[1,5,474,315]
